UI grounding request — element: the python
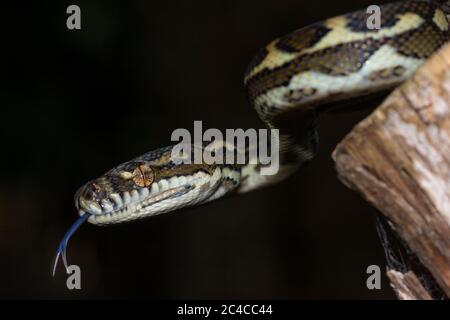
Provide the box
[52,0,450,276]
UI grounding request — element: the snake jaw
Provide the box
[86,183,208,225]
[75,167,223,225]
[53,149,224,273]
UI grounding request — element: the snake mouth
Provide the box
[76,168,222,225]
[79,184,194,225]
[53,168,221,276]
[53,151,223,275]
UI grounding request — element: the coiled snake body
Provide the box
[53,0,450,274]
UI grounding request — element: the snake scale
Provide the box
[53,0,450,274]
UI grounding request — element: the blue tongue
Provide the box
[52,213,91,276]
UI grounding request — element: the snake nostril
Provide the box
[83,182,104,201]
[91,182,101,193]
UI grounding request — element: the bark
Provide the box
[333,43,450,299]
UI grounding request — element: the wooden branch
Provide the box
[333,43,450,299]
[387,270,433,300]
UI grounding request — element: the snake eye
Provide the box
[132,164,154,187]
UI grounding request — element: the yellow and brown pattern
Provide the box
[245,1,449,103]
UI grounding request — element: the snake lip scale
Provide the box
[52,0,450,276]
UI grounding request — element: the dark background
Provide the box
[3,0,396,299]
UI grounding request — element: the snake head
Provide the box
[53,146,224,276]
[75,146,222,225]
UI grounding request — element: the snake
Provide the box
[52,0,450,275]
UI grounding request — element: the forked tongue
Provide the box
[52,213,90,276]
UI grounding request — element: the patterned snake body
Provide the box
[53,0,450,273]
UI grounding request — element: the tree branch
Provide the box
[333,43,450,299]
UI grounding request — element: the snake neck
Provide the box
[236,111,319,194]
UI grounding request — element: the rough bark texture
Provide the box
[387,270,433,300]
[333,43,450,299]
